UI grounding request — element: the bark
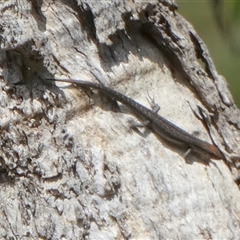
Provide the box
[0,0,240,239]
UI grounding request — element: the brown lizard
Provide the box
[47,78,223,160]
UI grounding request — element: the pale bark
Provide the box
[0,0,240,239]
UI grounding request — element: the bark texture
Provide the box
[0,0,240,239]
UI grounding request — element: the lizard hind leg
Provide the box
[147,91,161,113]
[127,118,151,137]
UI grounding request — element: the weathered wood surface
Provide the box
[0,0,240,239]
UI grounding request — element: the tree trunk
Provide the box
[1,0,240,239]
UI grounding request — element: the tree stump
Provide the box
[0,1,240,239]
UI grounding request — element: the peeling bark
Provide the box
[0,0,240,239]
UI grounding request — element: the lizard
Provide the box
[46,78,223,160]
